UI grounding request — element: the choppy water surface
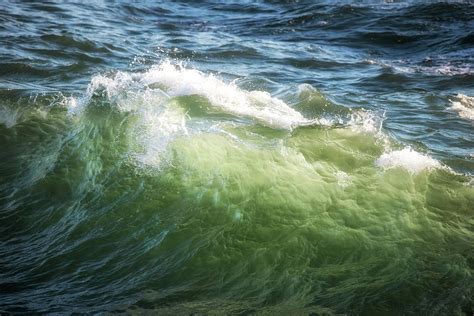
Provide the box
[1,1,473,314]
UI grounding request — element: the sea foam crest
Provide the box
[376,147,440,174]
[67,62,316,130]
[139,62,313,129]
[450,94,474,121]
[66,62,329,167]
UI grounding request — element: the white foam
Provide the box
[0,105,20,128]
[376,147,440,174]
[139,62,312,129]
[131,100,189,167]
[67,62,316,130]
[335,171,351,188]
[365,59,473,76]
[434,64,472,76]
[348,110,379,134]
[450,94,474,121]
[66,71,137,115]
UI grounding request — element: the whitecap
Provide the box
[450,94,474,121]
[67,61,318,130]
[139,62,312,129]
[375,147,440,174]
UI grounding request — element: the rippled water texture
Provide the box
[0,1,473,314]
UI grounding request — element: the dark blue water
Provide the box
[0,1,473,314]
[1,1,473,170]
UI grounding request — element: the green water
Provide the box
[1,75,472,313]
[2,0,474,313]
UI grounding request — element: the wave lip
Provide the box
[375,147,440,174]
[68,62,317,130]
[140,62,312,130]
[450,94,474,121]
[66,62,336,168]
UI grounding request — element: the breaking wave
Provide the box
[450,93,474,121]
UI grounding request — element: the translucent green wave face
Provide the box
[0,65,472,314]
[150,127,472,313]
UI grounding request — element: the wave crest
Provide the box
[69,62,316,130]
[376,147,440,174]
[450,94,474,121]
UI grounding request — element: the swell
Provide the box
[0,1,473,314]
[0,63,473,313]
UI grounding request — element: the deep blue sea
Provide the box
[0,1,473,314]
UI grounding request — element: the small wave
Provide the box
[40,34,111,53]
[450,94,474,121]
[364,59,473,77]
[375,147,440,174]
[295,84,385,133]
[294,83,348,124]
[347,109,385,135]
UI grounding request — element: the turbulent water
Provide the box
[1,1,473,314]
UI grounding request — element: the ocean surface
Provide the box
[0,1,473,314]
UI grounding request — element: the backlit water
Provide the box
[0,1,473,314]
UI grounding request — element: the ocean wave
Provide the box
[66,62,337,167]
[2,1,474,313]
[365,58,473,77]
[65,62,447,178]
[450,93,474,121]
[65,62,398,169]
